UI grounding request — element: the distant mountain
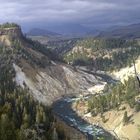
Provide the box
[27,28,60,36]
[86,29,100,36]
[26,24,99,37]
[44,23,98,37]
[98,23,140,39]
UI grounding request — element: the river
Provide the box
[52,69,118,140]
[53,96,116,140]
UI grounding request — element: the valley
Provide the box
[0,23,140,140]
[1,0,140,139]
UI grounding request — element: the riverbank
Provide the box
[72,99,140,140]
[54,114,87,140]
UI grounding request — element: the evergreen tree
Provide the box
[0,114,16,140]
[123,111,129,125]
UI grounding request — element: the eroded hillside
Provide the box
[0,24,110,105]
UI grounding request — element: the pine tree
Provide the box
[123,111,129,125]
[135,104,140,112]
[0,114,16,140]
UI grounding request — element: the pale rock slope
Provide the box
[112,58,140,83]
[13,61,102,105]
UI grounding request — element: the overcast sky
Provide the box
[0,0,140,30]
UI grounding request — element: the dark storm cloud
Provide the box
[0,0,140,28]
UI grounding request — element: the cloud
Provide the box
[0,0,140,28]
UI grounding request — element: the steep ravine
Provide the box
[0,25,118,139]
[13,61,117,140]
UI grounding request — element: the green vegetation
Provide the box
[25,37,61,62]
[0,23,19,29]
[76,38,135,49]
[135,103,140,112]
[123,111,129,125]
[11,37,52,68]
[46,38,79,56]
[0,45,54,140]
[64,38,140,71]
[138,125,140,132]
[88,77,140,116]
[0,26,70,139]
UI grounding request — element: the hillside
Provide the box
[73,100,140,140]
[70,58,140,140]
[41,23,91,36]
[27,28,60,37]
[72,62,140,140]
[0,23,55,140]
[98,23,140,39]
[63,38,140,71]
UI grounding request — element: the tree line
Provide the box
[88,77,140,117]
[0,23,19,29]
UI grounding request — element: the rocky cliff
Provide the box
[0,26,24,46]
[0,27,23,37]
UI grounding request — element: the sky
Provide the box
[0,0,140,31]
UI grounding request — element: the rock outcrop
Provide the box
[0,26,24,46]
[0,27,23,37]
